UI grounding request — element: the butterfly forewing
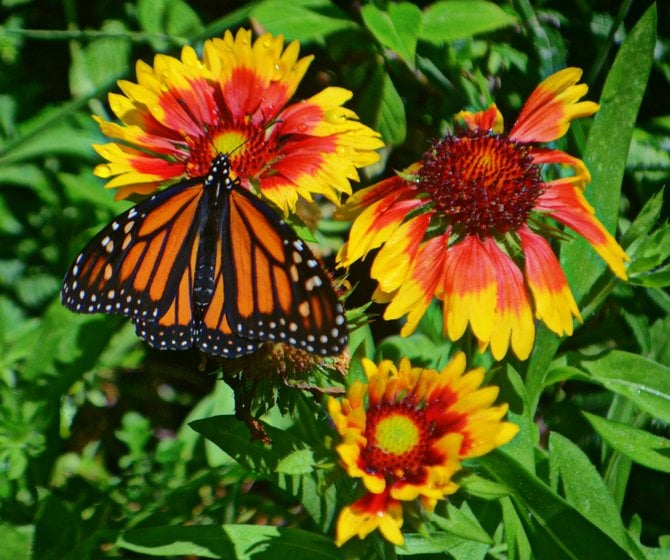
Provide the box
[62,182,205,345]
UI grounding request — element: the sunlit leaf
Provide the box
[584,413,670,474]
[549,432,644,558]
[361,3,422,69]
[251,0,355,43]
[569,350,670,424]
[480,450,633,559]
[420,1,517,43]
[561,5,657,302]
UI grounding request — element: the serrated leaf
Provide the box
[190,415,336,526]
[628,265,670,288]
[420,1,517,43]
[584,413,670,473]
[549,432,644,559]
[568,350,670,424]
[361,2,422,69]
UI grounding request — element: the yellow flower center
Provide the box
[375,414,420,455]
[214,131,247,155]
[418,131,544,238]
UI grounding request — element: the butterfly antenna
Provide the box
[176,98,283,158]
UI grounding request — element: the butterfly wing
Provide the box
[61,180,207,350]
[197,184,347,357]
[63,153,348,358]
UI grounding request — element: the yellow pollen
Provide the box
[375,414,420,455]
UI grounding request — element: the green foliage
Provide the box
[0,1,669,559]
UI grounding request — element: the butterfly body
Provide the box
[62,154,347,357]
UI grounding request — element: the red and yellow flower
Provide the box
[93,28,383,213]
[328,353,518,546]
[337,68,629,360]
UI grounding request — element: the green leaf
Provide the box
[251,0,355,43]
[549,432,644,559]
[275,449,315,475]
[620,187,664,251]
[493,364,537,472]
[0,524,31,560]
[584,413,670,474]
[361,3,422,69]
[68,20,132,98]
[479,450,633,559]
[376,333,449,368]
[420,1,517,43]
[627,223,670,275]
[0,124,98,164]
[560,5,656,303]
[190,415,277,475]
[137,0,203,50]
[568,350,670,424]
[426,503,492,544]
[190,415,336,527]
[118,524,340,559]
[373,73,407,146]
[33,494,79,560]
[500,497,532,560]
[399,532,489,557]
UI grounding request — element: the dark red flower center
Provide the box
[418,131,543,238]
[361,402,431,481]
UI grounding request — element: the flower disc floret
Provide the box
[419,133,543,238]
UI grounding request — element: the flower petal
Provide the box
[455,104,504,133]
[518,225,581,335]
[536,180,630,279]
[337,179,422,266]
[382,233,448,336]
[335,491,404,546]
[371,213,432,293]
[510,67,599,143]
[529,147,591,185]
[483,239,535,361]
[442,236,497,343]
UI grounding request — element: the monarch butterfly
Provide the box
[61,153,347,357]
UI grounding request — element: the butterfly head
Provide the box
[206,153,236,192]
